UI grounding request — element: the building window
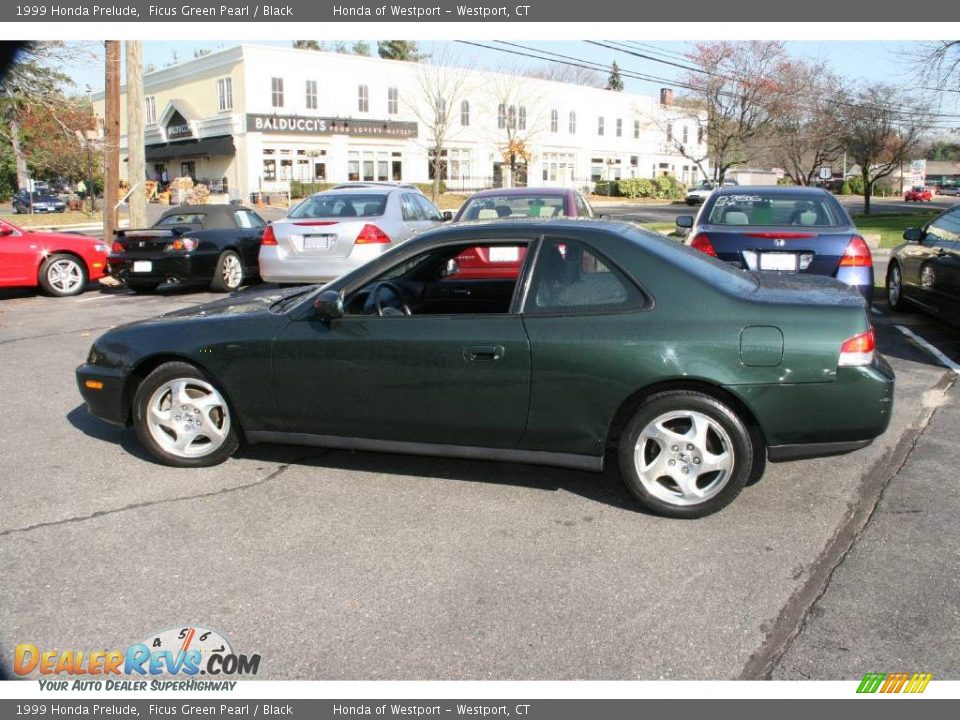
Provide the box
[591,158,604,183]
[697,126,704,144]
[271,77,284,108]
[305,80,317,110]
[348,151,360,182]
[550,109,558,133]
[682,125,689,144]
[217,78,233,112]
[263,159,276,181]
[666,122,673,143]
[634,120,640,139]
[508,105,517,129]
[435,98,447,125]
[518,106,527,131]
[569,111,576,134]
[358,84,369,113]
[616,118,622,137]
[598,116,605,136]
[460,100,470,126]
[498,103,506,129]
[144,96,156,124]
[388,87,398,115]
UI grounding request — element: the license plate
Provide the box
[489,246,519,262]
[303,234,336,250]
[133,261,152,273]
[759,253,797,271]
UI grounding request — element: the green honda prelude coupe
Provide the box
[76,219,894,518]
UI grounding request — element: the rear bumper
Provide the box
[258,244,388,284]
[730,353,895,457]
[108,251,219,283]
[75,364,129,426]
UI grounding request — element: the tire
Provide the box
[133,361,239,468]
[886,261,909,312]
[210,250,244,292]
[125,280,161,294]
[38,253,87,297]
[617,390,754,518]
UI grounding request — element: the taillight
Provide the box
[261,225,277,246]
[690,233,717,257]
[839,236,872,267]
[355,224,391,245]
[839,327,876,367]
[163,238,199,252]
[111,241,124,253]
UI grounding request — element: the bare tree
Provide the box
[839,84,930,214]
[485,69,547,188]
[407,53,473,202]
[527,62,605,89]
[640,97,712,183]
[913,41,960,90]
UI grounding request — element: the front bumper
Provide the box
[75,364,129,426]
[732,352,895,459]
[108,251,219,284]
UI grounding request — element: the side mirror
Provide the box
[903,227,924,243]
[676,215,694,229]
[440,258,460,278]
[442,210,454,222]
[313,289,344,322]
[0,227,13,236]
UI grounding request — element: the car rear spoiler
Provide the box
[115,224,197,238]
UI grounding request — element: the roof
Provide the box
[713,185,831,197]
[157,204,255,230]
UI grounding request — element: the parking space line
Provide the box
[895,324,960,373]
[77,293,134,302]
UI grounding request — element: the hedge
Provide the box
[593,176,686,200]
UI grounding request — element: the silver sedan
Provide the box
[259,187,447,284]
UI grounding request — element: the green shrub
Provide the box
[654,174,686,200]
[846,175,865,195]
[290,181,336,198]
[593,180,619,196]
[415,181,446,196]
[617,178,655,198]
[839,180,852,195]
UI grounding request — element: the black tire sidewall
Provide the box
[886,261,906,311]
[211,250,243,292]
[618,391,753,519]
[39,253,87,297]
[132,361,239,468]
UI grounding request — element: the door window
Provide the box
[926,210,960,248]
[415,195,444,222]
[400,193,423,221]
[525,238,645,314]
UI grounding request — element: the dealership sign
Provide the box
[246,114,418,138]
[166,110,195,140]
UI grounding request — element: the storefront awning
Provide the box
[144,135,235,162]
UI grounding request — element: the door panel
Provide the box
[271,314,531,448]
[0,223,36,285]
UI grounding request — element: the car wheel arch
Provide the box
[37,250,88,280]
[604,378,765,453]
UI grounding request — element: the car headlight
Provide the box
[163,237,199,252]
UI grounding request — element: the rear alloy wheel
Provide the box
[133,362,239,468]
[39,254,87,297]
[211,250,244,292]
[886,262,908,312]
[618,391,753,518]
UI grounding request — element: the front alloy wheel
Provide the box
[133,362,239,467]
[39,254,87,297]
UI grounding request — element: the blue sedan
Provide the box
[676,186,873,304]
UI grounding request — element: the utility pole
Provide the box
[125,41,146,229]
[104,40,121,246]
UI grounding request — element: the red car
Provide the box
[905,186,933,202]
[0,217,109,296]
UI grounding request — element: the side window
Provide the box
[235,211,266,229]
[575,194,593,218]
[400,193,422,222]
[525,238,644,314]
[415,195,443,222]
[449,245,527,280]
[926,210,960,248]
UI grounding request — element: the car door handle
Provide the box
[464,345,504,362]
[453,288,471,296]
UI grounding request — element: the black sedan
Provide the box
[886,205,960,327]
[109,205,267,293]
[13,190,67,214]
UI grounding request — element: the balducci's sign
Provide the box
[246,114,418,138]
[166,110,194,140]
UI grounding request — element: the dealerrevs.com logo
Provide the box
[14,626,261,691]
[856,672,933,694]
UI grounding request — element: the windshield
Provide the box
[289,193,388,219]
[460,194,567,220]
[706,192,844,227]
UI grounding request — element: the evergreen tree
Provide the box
[607,61,624,92]
[377,41,424,62]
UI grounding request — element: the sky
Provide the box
[63,39,958,130]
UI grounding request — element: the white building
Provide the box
[94,44,708,201]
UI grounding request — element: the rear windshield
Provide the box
[157,213,205,226]
[706,193,844,227]
[289,194,387,219]
[460,194,567,220]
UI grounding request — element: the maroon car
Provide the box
[449,188,594,279]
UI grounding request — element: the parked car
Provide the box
[685,181,716,206]
[886,205,960,327]
[260,187,447,284]
[77,218,894,518]
[904,186,933,202]
[937,185,960,197]
[0,217,108,296]
[13,190,67,214]
[677,186,874,304]
[108,204,267,293]
[449,188,595,279]
[452,187,595,222]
